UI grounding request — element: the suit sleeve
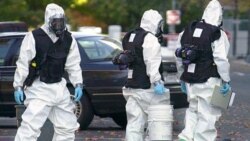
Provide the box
[64,37,83,87]
[13,32,36,88]
[212,30,230,82]
[176,31,184,79]
[142,34,162,83]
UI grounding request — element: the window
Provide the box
[0,39,13,66]
[0,37,23,66]
[77,36,123,61]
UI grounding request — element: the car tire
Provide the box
[77,94,94,130]
[111,113,127,129]
[68,86,94,130]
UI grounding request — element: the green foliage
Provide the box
[176,1,205,32]
[0,0,72,28]
[122,0,170,30]
[72,0,169,31]
[24,0,72,10]
[0,0,248,32]
[0,0,26,21]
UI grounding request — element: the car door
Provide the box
[0,36,23,116]
[76,36,128,111]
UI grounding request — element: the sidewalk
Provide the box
[229,58,250,74]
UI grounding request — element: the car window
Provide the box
[0,39,14,66]
[77,36,123,61]
[0,37,23,66]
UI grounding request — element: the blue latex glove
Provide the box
[220,82,231,95]
[74,86,83,102]
[154,83,166,95]
[180,81,187,94]
[14,89,24,104]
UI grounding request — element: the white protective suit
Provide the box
[14,3,82,141]
[177,0,230,141]
[124,9,172,141]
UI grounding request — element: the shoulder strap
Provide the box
[61,30,73,55]
[31,28,50,67]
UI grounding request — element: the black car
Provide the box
[0,31,188,130]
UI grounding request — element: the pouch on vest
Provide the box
[43,52,67,83]
[112,50,135,70]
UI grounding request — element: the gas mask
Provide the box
[112,50,135,65]
[49,15,65,37]
[218,13,223,27]
[218,21,223,27]
[175,45,198,65]
[155,20,164,43]
[218,6,224,27]
[112,50,135,70]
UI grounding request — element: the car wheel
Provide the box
[111,113,127,129]
[68,86,94,130]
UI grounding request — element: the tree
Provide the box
[0,0,26,21]
[0,0,248,32]
[70,0,170,32]
[0,0,74,28]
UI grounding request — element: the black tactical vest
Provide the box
[122,27,163,89]
[31,28,72,83]
[180,20,221,83]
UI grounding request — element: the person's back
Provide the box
[114,9,174,141]
[175,0,231,141]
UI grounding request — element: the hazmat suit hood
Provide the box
[140,9,163,35]
[202,0,223,26]
[44,3,65,32]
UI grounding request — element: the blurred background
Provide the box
[0,0,249,58]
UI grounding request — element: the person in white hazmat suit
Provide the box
[13,3,83,141]
[116,9,173,141]
[175,0,231,141]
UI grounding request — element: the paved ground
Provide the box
[0,58,250,141]
[0,109,185,141]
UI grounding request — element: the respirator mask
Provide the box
[49,15,65,37]
[155,20,164,43]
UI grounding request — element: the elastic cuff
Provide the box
[222,80,230,84]
[153,80,163,86]
[75,83,84,89]
[15,86,23,91]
